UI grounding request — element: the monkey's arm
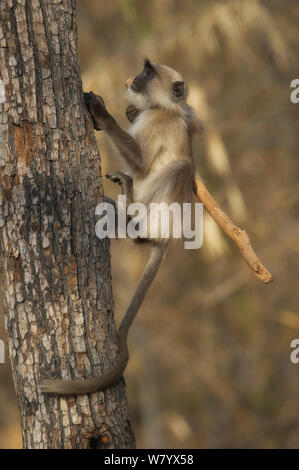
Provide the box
[84,91,144,174]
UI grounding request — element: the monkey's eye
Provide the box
[143,67,152,77]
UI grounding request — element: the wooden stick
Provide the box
[193,172,273,284]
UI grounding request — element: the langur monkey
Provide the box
[40,59,203,395]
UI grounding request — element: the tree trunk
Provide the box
[0,0,135,449]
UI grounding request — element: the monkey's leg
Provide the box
[104,195,116,208]
[102,195,119,232]
[39,243,166,394]
[106,173,151,244]
[84,91,144,174]
[103,195,133,239]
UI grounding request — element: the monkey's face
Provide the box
[125,59,187,111]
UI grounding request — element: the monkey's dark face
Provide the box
[126,59,187,111]
[130,59,156,93]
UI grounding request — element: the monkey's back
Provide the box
[128,109,194,240]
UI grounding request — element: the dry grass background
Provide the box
[1,0,299,448]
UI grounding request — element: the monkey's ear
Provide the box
[172,81,185,101]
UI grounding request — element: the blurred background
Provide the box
[1,0,299,448]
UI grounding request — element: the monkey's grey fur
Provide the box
[40,59,202,394]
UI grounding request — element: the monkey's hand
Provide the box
[126,104,141,123]
[106,171,133,204]
[84,91,114,131]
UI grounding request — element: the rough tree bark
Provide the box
[0,0,135,449]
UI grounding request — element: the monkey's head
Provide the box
[125,59,187,112]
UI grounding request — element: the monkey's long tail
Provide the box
[39,244,165,395]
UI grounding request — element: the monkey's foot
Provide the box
[126,105,141,123]
[84,91,113,131]
[106,172,133,201]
